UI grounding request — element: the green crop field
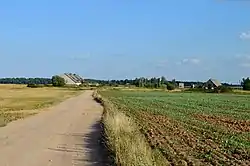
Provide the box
[100,90,250,165]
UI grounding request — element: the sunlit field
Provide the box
[100,90,250,165]
[0,84,82,125]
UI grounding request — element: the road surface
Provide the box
[0,90,105,166]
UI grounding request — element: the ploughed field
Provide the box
[100,90,250,166]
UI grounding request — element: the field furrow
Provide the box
[101,90,250,165]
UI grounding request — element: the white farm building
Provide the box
[59,73,84,86]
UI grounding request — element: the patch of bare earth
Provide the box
[194,114,250,133]
[132,111,249,166]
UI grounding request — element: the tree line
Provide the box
[1,76,249,90]
[85,77,250,90]
[85,77,191,90]
[0,78,52,84]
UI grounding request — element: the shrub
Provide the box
[185,86,232,93]
[44,84,53,87]
[216,86,233,93]
[161,84,167,89]
[166,82,175,90]
[27,84,44,88]
[185,88,204,93]
[52,75,65,87]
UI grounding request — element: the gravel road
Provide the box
[0,90,105,166]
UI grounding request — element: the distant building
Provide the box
[192,84,195,88]
[205,79,221,89]
[59,73,84,86]
[178,83,184,89]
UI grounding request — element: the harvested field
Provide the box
[100,90,250,166]
[0,84,82,124]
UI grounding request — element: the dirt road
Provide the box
[0,90,105,166]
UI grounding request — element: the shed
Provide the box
[59,73,84,86]
[205,79,221,89]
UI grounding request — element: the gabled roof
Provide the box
[63,73,84,83]
[209,79,221,87]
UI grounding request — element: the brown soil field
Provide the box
[195,114,250,133]
[100,90,250,166]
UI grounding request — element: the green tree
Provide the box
[166,82,175,90]
[161,76,167,85]
[157,78,161,88]
[242,77,250,90]
[171,79,177,87]
[52,75,65,87]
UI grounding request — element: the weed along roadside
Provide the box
[93,91,167,166]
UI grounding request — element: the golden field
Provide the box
[0,84,82,126]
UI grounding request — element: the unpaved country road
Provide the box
[0,90,105,166]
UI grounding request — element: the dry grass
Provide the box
[233,89,250,94]
[0,84,82,124]
[93,92,166,166]
[0,117,5,127]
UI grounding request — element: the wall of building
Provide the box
[59,74,76,85]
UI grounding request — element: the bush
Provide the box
[27,84,44,88]
[52,75,65,87]
[185,86,232,93]
[166,82,175,90]
[44,84,53,87]
[185,88,204,93]
[215,86,233,93]
[161,84,167,89]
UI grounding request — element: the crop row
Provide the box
[100,90,250,165]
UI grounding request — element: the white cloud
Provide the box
[235,54,250,60]
[70,54,91,60]
[176,62,181,65]
[240,31,250,40]
[235,54,250,61]
[182,59,189,63]
[177,58,200,65]
[155,60,168,68]
[190,58,200,64]
[236,54,250,68]
[240,63,250,68]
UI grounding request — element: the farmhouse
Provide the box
[59,73,84,86]
[205,79,221,89]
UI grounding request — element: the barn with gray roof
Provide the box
[205,78,221,89]
[59,73,84,85]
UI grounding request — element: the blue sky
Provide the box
[0,0,250,83]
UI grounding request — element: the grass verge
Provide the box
[93,91,166,166]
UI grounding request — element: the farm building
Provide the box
[59,73,84,86]
[178,83,184,89]
[205,79,221,89]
